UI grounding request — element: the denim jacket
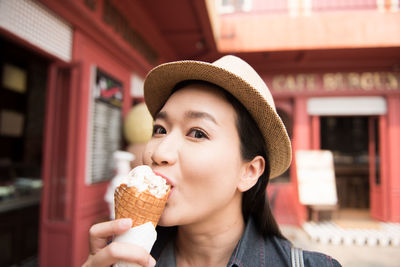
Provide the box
[152,218,341,267]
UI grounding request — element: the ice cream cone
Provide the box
[114,184,170,228]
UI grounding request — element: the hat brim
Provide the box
[144,60,292,178]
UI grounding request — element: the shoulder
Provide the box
[302,249,342,267]
[265,237,341,267]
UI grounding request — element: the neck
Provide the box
[175,194,245,267]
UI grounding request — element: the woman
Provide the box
[84,56,341,267]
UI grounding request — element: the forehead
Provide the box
[160,82,237,121]
[169,82,228,105]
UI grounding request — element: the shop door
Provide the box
[319,116,371,216]
[310,96,387,220]
[39,62,80,267]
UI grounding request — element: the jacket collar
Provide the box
[228,217,266,267]
[156,218,271,267]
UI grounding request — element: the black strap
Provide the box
[291,246,304,267]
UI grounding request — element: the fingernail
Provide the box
[119,218,132,228]
[148,257,156,267]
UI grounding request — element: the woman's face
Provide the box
[143,83,246,227]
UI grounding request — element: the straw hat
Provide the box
[144,55,292,178]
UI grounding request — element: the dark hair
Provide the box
[172,80,286,239]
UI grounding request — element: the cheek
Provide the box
[172,143,242,221]
[181,141,243,189]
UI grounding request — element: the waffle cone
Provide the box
[114,184,170,228]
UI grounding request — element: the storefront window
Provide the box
[0,37,47,265]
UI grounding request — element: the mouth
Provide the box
[153,170,174,188]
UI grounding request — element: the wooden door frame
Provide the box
[40,61,81,267]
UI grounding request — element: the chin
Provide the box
[158,210,188,227]
[157,217,177,227]
[157,210,174,227]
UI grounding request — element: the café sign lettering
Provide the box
[270,72,400,93]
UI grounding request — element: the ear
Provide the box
[237,156,265,192]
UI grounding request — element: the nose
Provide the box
[150,133,178,166]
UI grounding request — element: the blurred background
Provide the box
[0,0,399,266]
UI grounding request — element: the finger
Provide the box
[89,218,132,254]
[89,242,156,267]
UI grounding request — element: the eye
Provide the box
[187,128,208,139]
[152,125,167,136]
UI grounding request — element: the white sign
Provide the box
[296,150,338,205]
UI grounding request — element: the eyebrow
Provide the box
[155,111,168,120]
[155,110,218,125]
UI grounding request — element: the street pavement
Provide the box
[280,225,400,267]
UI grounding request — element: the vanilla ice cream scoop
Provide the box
[123,165,169,198]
